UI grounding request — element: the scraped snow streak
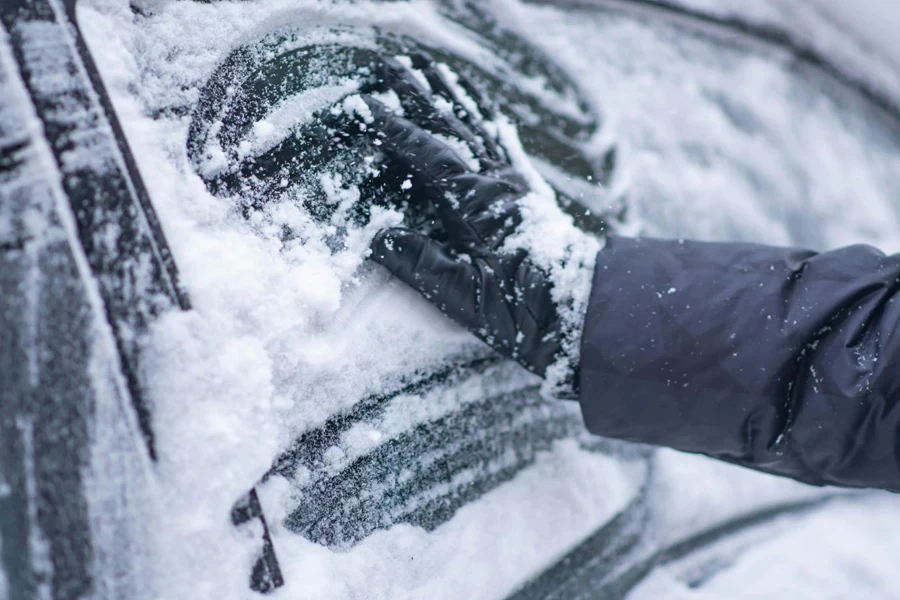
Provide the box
[74,0,900,598]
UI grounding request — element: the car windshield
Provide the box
[75,0,900,598]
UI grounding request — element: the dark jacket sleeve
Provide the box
[578,236,900,491]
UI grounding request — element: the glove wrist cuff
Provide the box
[539,237,602,400]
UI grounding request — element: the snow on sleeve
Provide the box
[489,113,601,396]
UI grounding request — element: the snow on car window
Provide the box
[503,1,900,250]
[76,0,900,599]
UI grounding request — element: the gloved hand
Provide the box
[362,53,597,397]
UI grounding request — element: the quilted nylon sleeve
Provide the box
[578,236,900,491]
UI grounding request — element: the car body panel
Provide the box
[1,0,185,597]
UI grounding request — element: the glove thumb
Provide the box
[370,227,482,330]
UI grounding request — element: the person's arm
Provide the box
[354,52,900,493]
[579,236,900,491]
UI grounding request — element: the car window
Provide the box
[74,1,900,599]
[525,0,900,250]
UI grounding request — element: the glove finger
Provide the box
[371,229,539,369]
[440,174,523,251]
[374,55,434,118]
[364,96,469,182]
[365,97,487,252]
[365,98,525,255]
[371,227,485,331]
[376,54,496,169]
[409,52,507,166]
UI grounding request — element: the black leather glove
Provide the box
[362,54,597,396]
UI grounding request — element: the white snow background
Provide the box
[73,0,900,598]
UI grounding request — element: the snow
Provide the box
[639,0,900,112]
[243,80,362,160]
[269,440,642,600]
[809,0,900,73]
[630,487,900,599]
[0,537,5,600]
[72,0,900,598]
[499,0,900,251]
[16,418,54,600]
